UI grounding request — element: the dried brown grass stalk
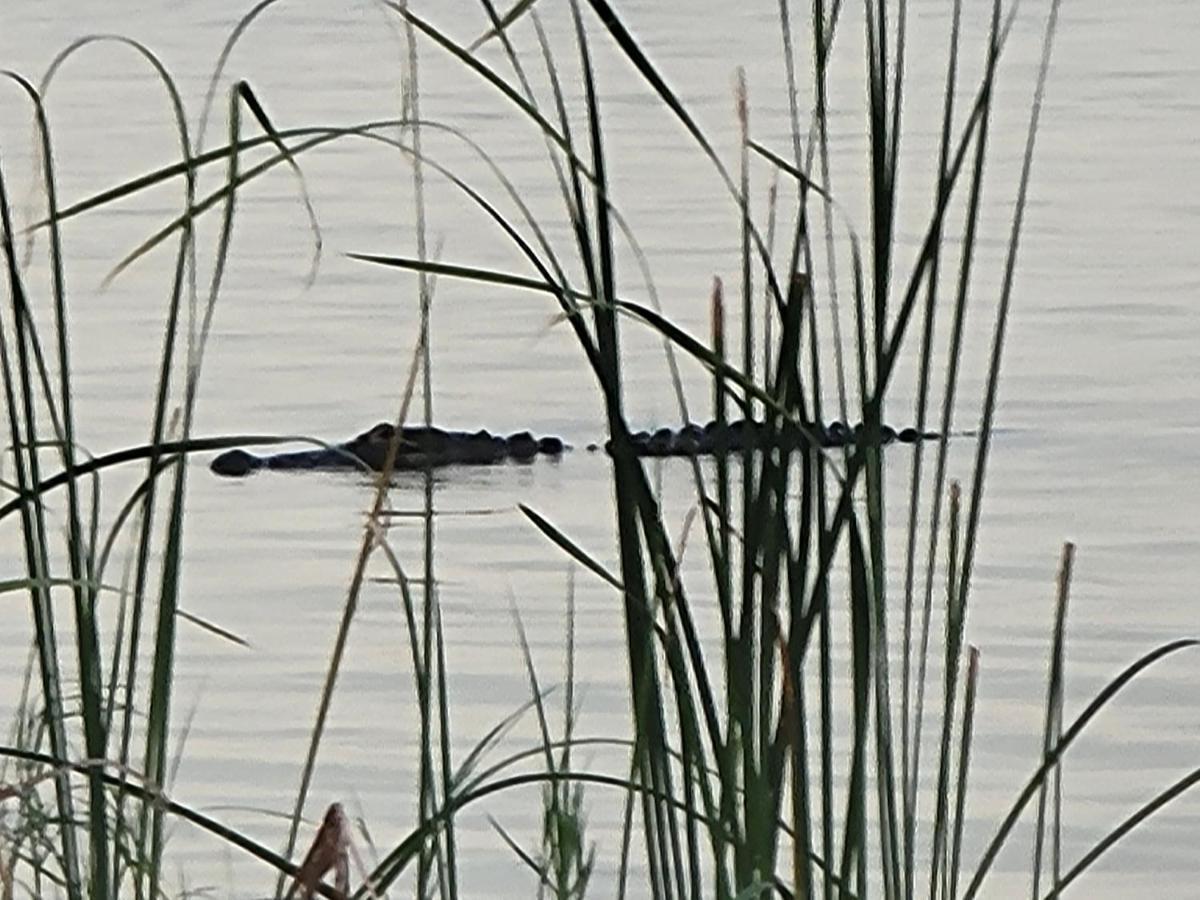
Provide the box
[285,803,352,900]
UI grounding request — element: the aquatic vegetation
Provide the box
[0,1,1196,899]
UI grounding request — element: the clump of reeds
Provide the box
[0,39,348,900]
[349,0,1200,898]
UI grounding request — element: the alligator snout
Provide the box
[210,448,262,477]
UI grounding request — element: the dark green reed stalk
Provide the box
[20,73,110,900]
[0,108,84,900]
[567,7,686,893]
[395,7,458,894]
[25,34,201,900]
[0,35,334,896]
[356,7,1200,900]
[901,3,962,893]
[356,1,1008,896]
[141,78,254,894]
[111,51,191,900]
[1030,543,1072,899]
[349,2,1145,899]
[947,644,979,900]
[495,583,596,900]
[784,7,839,898]
[929,483,965,899]
[10,50,213,898]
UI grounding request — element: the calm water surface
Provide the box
[1,1,1199,897]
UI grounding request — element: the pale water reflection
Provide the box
[0,1,1198,897]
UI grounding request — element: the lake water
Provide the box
[1,1,1199,897]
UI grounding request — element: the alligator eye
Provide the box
[367,422,394,442]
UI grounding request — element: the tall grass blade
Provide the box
[1030,543,1073,897]
[955,0,1063,666]
[948,647,979,900]
[520,505,623,591]
[838,515,872,898]
[142,80,243,893]
[276,280,430,896]
[930,483,965,900]
[0,143,83,900]
[14,73,111,897]
[902,6,962,893]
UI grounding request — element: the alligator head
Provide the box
[210,422,567,477]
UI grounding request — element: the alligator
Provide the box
[209,419,938,477]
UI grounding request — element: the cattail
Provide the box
[710,276,725,355]
[948,480,962,594]
[735,67,749,141]
[1057,541,1075,603]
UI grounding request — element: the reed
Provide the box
[356,1,1200,898]
[0,2,1196,899]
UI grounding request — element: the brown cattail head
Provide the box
[711,276,725,353]
[735,67,749,139]
[1058,542,1076,591]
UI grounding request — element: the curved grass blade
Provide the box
[94,460,173,589]
[962,638,1200,899]
[0,434,307,523]
[0,577,123,596]
[0,747,343,899]
[31,122,395,230]
[234,82,323,288]
[0,118,84,900]
[1043,766,1200,899]
[194,0,288,149]
[356,769,726,898]
[468,0,542,51]
[175,609,250,649]
[26,35,203,897]
[520,505,623,591]
[141,81,246,892]
[4,70,112,896]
